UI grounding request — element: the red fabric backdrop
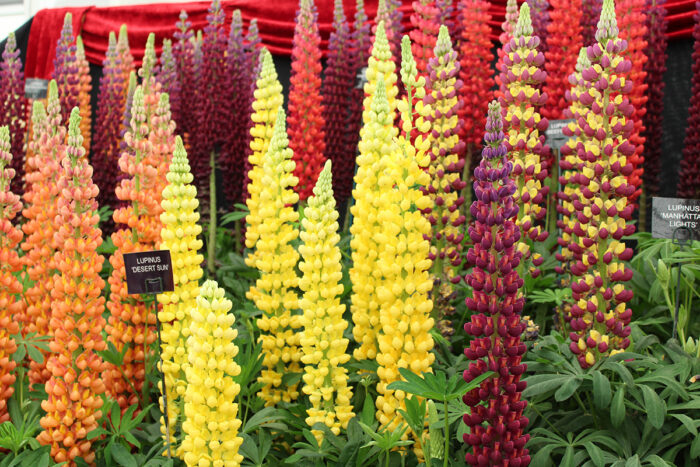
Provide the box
[25,0,699,79]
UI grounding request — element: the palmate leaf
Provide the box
[387,368,493,402]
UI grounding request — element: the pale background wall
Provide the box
[0,0,193,39]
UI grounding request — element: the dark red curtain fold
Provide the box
[25,0,698,79]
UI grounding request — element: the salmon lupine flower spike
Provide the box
[182,280,243,466]
[565,0,636,368]
[374,76,435,451]
[500,3,549,278]
[0,33,27,196]
[463,101,530,467]
[678,3,700,198]
[299,161,353,441]
[38,108,106,467]
[53,14,79,125]
[0,126,22,423]
[104,87,160,411]
[245,49,283,269]
[22,82,65,386]
[423,26,466,286]
[246,109,302,406]
[158,136,204,454]
[616,0,647,203]
[350,21,398,361]
[289,0,326,201]
[409,0,440,76]
[75,37,92,155]
[556,49,590,332]
[542,0,583,121]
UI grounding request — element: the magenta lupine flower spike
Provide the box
[436,0,456,37]
[678,2,700,198]
[463,101,530,467]
[640,0,667,201]
[527,0,550,53]
[337,0,371,206]
[288,0,326,201]
[0,33,27,197]
[322,0,354,204]
[156,39,181,127]
[409,0,440,76]
[500,3,549,278]
[565,0,636,368]
[52,13,79,125]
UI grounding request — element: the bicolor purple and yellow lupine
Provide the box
[495,0,519,100]
[350,21,398,361]
[463,101,530,467]
[75,37,92,155]
[157,136,204,455]
[556,48,590,332]
[527,0,550,52]
[501,3,549,278]
[182,280,243,467]
[0,125,21,423]
[246,109,303,406]
[564,0,636,368]
[53,14,79,125]
[299,160,353,441]
[22,82,65,386]
[0,33,27,197]
[245,49,283,269]
[422,26,466,286]
[38,108,106,467]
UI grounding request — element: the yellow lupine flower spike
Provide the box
[299,160,353,443]
[246,108,302,406]
[182,280,243,467]
[158,135,204,455]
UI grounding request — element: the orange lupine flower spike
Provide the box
[76,37,92,155]
[38,107,106,467]
[21,81,66,386]
[0,125,22,423]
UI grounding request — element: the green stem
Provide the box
[208,150,217,277]
[443,399,449,467]
[385,450,390,467]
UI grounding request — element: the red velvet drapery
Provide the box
[25,0,698,80]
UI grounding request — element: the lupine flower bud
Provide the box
[563,0,636,368]
[38,108,106,467]
[158,136,204,455]
[463,101,530,467]
[75,37,92,155]
[299,161,353,442]
[182,280,243,466]
[245,49,283,269]
[423,25,466,285]
[500,3,550,278]
[246,109,302,406]
[52,14,79,125]
[678,1,700,198]
[0,33,27,196]
[0,126,21,423]
[22,82,65,386]
[373,0,404,72]
[350,23,399,361]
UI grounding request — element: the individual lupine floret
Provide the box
[38,108,106,467]
[641,0,667,201]
[288,0,326,201]
[527,0,550,52]
[462,101,530,467]
[75,37,92,155]
[457,0,494,166]
[678,1,700,198]
[158,136,204,454]
[322,0,355,203]
[245,49,283,268]
[0,126,21,423]
[542,0,583,120]
[246,109,302,406]
[495,0,519,99]
[52,13,79,125]
[349,21,399,361]
[337,0,371,205]
[409,0,440,75]
[422,26,467,285]
[182,280,243,466]
[299,161,353,441]
[0,33,27,196]
[565,0,636,368]
[616,0,647,203]
[156,39,181,126]
[22,82,65,386]
[500,3,549,278]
